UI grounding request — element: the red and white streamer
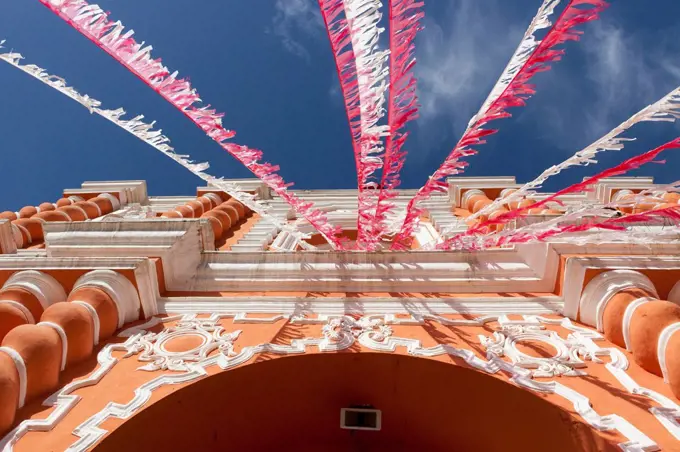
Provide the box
[345,0,391,249]
[487,205,680,249]
[443,137,680,250]
[369,0,424,250]
[391,0,608,249]
[0,41,319,247]
[39,0,345,249]
[319,0,390,249]
[467,84,680,225]
[508,184,680,246]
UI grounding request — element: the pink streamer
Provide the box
[391,0,608,250]
[487,205,680,248]
[442,136,680,249]
[318,0,389,249]
[39,0,346,249]
[367,0,424,250]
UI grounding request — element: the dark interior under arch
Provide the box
[93,352,616,452]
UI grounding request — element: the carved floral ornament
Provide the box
[479,321,597,378]
[2,312,680,452]
[126,317,241,373]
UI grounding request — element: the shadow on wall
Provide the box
[93,352,616,452]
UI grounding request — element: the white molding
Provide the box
[0,335,147,451]
[158,296,563,316]
[0,346,26,409]
[563,261,656,322]
[202,193,222,207]
[2,270,67,310]
[196,248,551,293]
[0,300,34,324]
[43,221,205,291]
[98,193,122,211]
[197,219,216,253]
[73,270,141,327]
[0,313,663,451]
[60,313,654,452]
[37,322,67,371]
[579,270,657,329]
[80,180,148,205]
[658,322,680,384]
[71,301,100,346]
[623,298,654,351]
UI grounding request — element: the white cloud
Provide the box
[414,0,525,147]
[582,21,658,137]
[530,18,680,149]
[269,0,323,62]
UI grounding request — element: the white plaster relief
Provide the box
[0,320,171,452]
[159,296,563,317]
[480,326,589,378]
[60,314,654,451]
[1,313,662,452]
[579,270,657,329]
[2,270,67,309]
[128,317,241,372]
[534,316,680,444]
[73,270,141,327]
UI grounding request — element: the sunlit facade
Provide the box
[0,176,679,451]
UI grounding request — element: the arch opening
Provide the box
[94,352,614,452]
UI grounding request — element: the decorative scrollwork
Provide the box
[127,317,241,372]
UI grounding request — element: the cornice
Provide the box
[194,247,552,293]
[43,220,208,290]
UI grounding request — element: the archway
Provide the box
[94,352,614,451]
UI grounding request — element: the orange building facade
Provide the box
[0,176,680,451]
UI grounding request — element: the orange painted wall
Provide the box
[93,353,613,452]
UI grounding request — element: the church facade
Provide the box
[0,176,679,451]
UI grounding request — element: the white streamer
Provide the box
[0,41,313,247]
[467,86,680,225]
[343,0,391,248]
[473,0,561,126]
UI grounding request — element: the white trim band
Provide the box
[0,346,27,408]
[623,297,654,351]
[38,321,68,371]
[658,322,680,383]
[72,300,101,345]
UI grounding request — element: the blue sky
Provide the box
[1,0,680,211]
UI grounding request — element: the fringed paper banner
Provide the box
[39,0,345,249]
[485,205,680,249]
[468,85,680,224]
[390,0,608,250]
[344,0,391,249]
[486,183,680,249]
[441,137,680,249]
[0,41,318,247]
[318,0,390,249]
[475,0,561,121]
[368,0,424,250]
